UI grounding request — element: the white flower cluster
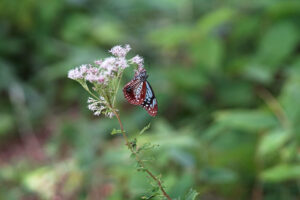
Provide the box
[68,44,131,85]
[87,97,115,118]
[68,44,145,118]
[130,55,144,68]
[109,44,131,57]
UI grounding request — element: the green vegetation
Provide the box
[1,0,300,199]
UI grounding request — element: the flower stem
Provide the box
[112,70,123,107]
[112,109,172,200]
[79,81,100,100]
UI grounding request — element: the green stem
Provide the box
[112,70,123,107]
[79,81,100,100]
[112,109,172,200]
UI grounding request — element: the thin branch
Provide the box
[112,110,172,200]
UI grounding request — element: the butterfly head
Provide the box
[134,67,148,82]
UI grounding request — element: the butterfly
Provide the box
[123,67,158,116]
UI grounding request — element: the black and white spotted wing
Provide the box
[140,81,158,116]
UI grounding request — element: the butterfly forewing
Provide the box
[141,81,158,116]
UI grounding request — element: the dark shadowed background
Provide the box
[1,0,300,199]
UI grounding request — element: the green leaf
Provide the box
[258,129,291,158]
[0,113,15,136]
[257,22,299,68]
[183,189,199,200]
[195,7,234,36]
[214,110,277,132]
[189,37,224,71]
[199,167,238,184]
[147,24,191,49]
[111,128,122,135]
[260,164,300,183]
[137,142,159,154]
[139,123,151,135]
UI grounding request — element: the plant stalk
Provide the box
[112,110,172,200]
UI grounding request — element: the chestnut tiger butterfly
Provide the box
[123,67,158,116]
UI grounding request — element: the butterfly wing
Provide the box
[141,81,158,116]
[123,79,147,105]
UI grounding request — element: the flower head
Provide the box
[87,97,106,116]
[115,57,129,69]
[100,57,118,72]
[68,64,88,80]
[130,55,144,68]
[68,44,146,118]
[109,44,131,57]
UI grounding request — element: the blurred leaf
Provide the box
[243,62,273,83]
[217,80,254,106]
[0,113,14,135]
[214,110,278,132]
[169,67,208,91]
[23,160,82,199]
[195,7,234,36]
[61,14,92,43]
[189,37,224,71]
[91,20,125,44]
[0,60,16,91]
[170,173,194,198]
[261,164,300,183]
[183,189,199,200]
[280,58,300,126]
[258,129,291,158]
[169,148,195,168]
[199,167,238,184]
[111,128,122,135]
[147,25,191,49]
[257,22,299,68]
[267,1,300,19]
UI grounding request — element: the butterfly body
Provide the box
[123,68,158,116]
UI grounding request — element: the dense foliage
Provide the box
[1,0,300,199]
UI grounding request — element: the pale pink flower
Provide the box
[68,64,88,80]
[87,66,99,74]
[106,111,115,118]
[115,57,129,69]
[100,57,117,71]
[94,60,103,66]
[130,55,144,67]
[87,99,105,116]
[87,97,96,103]
[85,67,100,83]
[68,44,140,118]
[88,102,98,111]
[109,44,131,57]
[97,74,106,84]
[85,73,98,83]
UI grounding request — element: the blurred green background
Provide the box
[1,0,300,199]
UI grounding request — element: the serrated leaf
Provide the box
[184,189,199,200]
[111,128,122,135]
[139,123,151,135]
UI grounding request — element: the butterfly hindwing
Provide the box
[141,81,158,116]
